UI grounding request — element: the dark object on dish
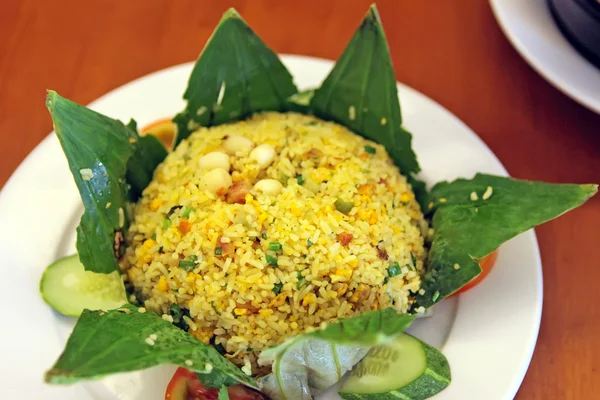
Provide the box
[548,0,600,69]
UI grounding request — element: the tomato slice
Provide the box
[165,367,266,400]
[453,249,499,295]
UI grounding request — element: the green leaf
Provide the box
[47,91,133,274]
[416,174,597,308]
[45,304,256,388]
[310,5,419,176]
[173,8,298,147]
[257,309,415,400]
[125,119,168,201]
[218,386,230,400]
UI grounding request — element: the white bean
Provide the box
[252,179,283,196]
[249,144,276,168]
[223,135,254,155]
[200,168,232,194]
[198,152,230,171]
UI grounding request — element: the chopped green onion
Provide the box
[307,238,313,248]
[211,301,221,316]
[406,263,414,271]
[247,347,254,352]
[215,247,223,256]
[273,282,283,295]
[266,254,278,267]
[269,242,282,251]
[364,145,376,154]
[383,277,389,285]
[169,304,182,321]
[151,233,157,240]
[182,207,195,218]
[432,290,440,303]
[334,198,354,214]
[296,174,305,185]
[179,260,195,270]
[387,261,401,278]
[410,252,417,269]
[262,232,268,239]
[162,218,171,229]
[297,271,305,289]
[166,205,183,217]
[189,255,198,263]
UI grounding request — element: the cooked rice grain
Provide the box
[120,112,428,370]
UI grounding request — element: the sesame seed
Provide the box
[185,360,193,367]
[105,202,112,209]
[428,201,434,209]
[205,363,214,373]
[470,191,478,201]
[137,307,147,313]
[145,337,155,346]
[432,290,440,302]
[117,308,131,314]
[417,306,426,313]
[482,186,493,200]
[162,314,174,323]
[418,289,425,295]
[129,138,136,144]
[99,312,105,316]
[380,117,387,126]
[197,106,207,116]
[79,168,94,181]
[118,208,125,228]
[348,106,356,121]
[475,208,479,213]
[439,198,447,203]
[149,334,158,341]
[453,263,460,270]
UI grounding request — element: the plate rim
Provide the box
[489,0,600,114]
[0,55,543,400]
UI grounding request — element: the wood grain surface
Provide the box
[1,1,599,399]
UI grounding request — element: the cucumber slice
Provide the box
[339,333,450,400]
[40,254,128,317]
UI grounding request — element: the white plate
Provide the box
[0,56,542,400]
[490,0,600,114]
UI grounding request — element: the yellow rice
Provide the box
[120,112,428,374]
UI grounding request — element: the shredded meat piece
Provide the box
[338,232,353,246]
[113,231,124,258]
[377,247,389,260]
[218,236,234,256]
[227,181,249,204]
[236,302,259,314]
[304,148,323,159]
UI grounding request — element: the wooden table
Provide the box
[1,0,599,398]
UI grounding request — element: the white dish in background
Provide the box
[0,56,542,400]
[490,0,600,114]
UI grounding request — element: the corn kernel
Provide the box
[259,309,273,317]
[186,273,196,283]
[335,268,352,278]
[302,293,317,306]
[234,308,248,316]
[156,276,168,292]
[348,260,359,268]
[369,210,378,224]
[290,322,298,329]
[149,198,163,211]
[143,239,156,249]
[357,184,373,195]
[400,192,414,203]
[290,204,302,217]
